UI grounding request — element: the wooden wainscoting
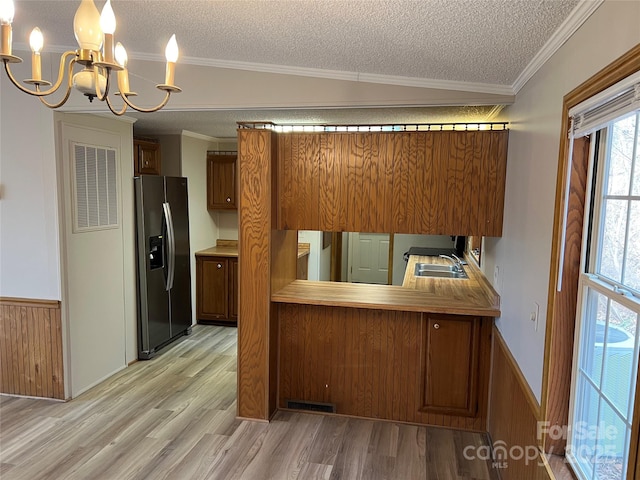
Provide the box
[488,328,551,480]
[0,297,64,399]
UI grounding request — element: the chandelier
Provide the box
[0,0,181,115]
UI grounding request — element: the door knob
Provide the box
[433,323,440,330]
[217,263,222,269]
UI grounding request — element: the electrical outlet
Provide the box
[530,302,540,331]
[493,265,500,286]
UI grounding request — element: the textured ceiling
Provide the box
[10,0,583,137]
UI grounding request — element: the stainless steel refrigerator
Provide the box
[134,175,192,359]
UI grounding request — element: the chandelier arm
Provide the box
[119,90,171,113]
[3,51,77,97]
[104,93,128,116]
[38,56,78,109]
[93,64,110,102]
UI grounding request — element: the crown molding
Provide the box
[19,0,604,103]
[16,43,514,97]
[511,0,604,94]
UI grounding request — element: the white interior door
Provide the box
[348,233,390,284]
[59,123,127,397]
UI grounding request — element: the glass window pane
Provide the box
[571,378,599,479]
[598,200,628,282]
[607,114,635,196]
[632,113,640,196]
[600,301,637,416]
[594,401,627,480]
[624,200,640,292]
[580,289,608,386]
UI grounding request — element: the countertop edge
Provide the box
[272,281,501,317]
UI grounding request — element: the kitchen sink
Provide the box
[414,262,468,279]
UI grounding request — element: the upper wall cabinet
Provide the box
[134,138,161,176]
[207,151,238,210]
[277,130,508,236]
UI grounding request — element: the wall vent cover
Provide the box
[72,143,118,232]
[286,400,336,413]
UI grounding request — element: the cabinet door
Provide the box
[422,315,480,416]
[207,154,237,210]
[229,258,238,322]
[135,140,161,175]
[196,257,229,321]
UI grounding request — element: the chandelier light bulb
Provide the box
[73,0,103,51]
[0,0,14,25]
[165,34,178,63]
[99,0,116,35]
[114,42,127,67]
[29,27,43,53]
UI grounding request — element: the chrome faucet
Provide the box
[439,254,463,272]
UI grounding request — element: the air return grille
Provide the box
[73,143,118,232]
[286,400,336,413]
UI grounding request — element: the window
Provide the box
[568,111,640,480]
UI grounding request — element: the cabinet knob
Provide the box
[433,323,440,330]
[217,263,222,269]
[226,197,231,203]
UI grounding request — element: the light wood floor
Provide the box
[0,325,500,480]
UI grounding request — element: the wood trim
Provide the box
[0,297,61,308]
[0,298,65,399]
[237,128,279,420]
[541,44,640,457]
[387,233,394,285]
[489,327,550,480]
[329,233,342,282]
[216,239,239,248]
[543,135,590,454]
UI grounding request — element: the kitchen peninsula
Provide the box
[236,124,508,426]
[272,254,499,430]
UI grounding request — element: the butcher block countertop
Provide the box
[272,254,500,317]
[196,240,311,259]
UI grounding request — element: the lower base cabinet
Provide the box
[422,314,481,417]
[277,304,492,430]
[196,255,237,326]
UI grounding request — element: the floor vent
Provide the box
[286,400,336,413]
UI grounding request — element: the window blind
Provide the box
[569,70,640,138]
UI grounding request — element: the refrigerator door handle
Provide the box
[162,202,176,291]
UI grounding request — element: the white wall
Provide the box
[298,231,327,281]
[218,211,239,240]
[483,0,640,403]
[298,231,320,280]
[181,132,221,324]
[0,76,60,300]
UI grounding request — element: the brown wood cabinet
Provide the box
[134,138,161,175]
[207,152,237,210]
[422,314,481,417]
[277,130,508,236]
[196,255,238,326]
[277,303,492,430]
